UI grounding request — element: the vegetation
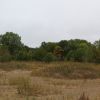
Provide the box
[0,61,99,100]
[0,32,100,99]
[0,32,100,63]
[31,61,100,79]
[79,93,89,100]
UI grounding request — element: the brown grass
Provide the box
[31,61,100,79]
[79,92,90,100]
[0,61,99,99]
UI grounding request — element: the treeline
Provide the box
[0,32,100,63]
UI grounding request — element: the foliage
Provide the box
[41,42,57,52]
[32,48,47,61]
[53,46,64,60]
[0,45,12,62]
[15,47,33,61]
[0,32,100,63]
[43,53,57,62]
[0,32,22,55]
[0,32,22,46]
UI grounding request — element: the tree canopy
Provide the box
[0,32,100,63]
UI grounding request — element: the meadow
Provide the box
[0,61,100,100]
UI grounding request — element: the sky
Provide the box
[0,0,100,47]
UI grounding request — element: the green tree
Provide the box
[94,40,100,49]
[94,40,100,63]
[58,40,69,56]
[43,53,56,62]
[33,48,47,61]
[0,32,22,54]
[41,42,57,52]
[15,48,33,61]
[66,42,93,62]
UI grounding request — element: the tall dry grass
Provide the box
[31,61,100,79]
[0,61,99,100]
[79,93,90,100]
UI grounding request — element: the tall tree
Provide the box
[0,32,22,54]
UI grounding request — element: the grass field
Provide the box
[0,61,100,100]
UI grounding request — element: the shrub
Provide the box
[15,49,33,61]
[0,55,12,62]
[0,45,12,62]
[33,48,47,61]
[43,53,56,62]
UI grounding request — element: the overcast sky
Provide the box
[0,0,100,47]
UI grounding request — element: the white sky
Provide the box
[0,0,100,47]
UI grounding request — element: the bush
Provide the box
[0,45,12,62]
[33,48,47,61]
[15,50,33,61]
[0,55,12,62]
[43,53,56,62]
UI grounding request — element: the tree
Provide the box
[15,48,33,61]
[66,42,93,62]
[53,46,64,60]
[41,42,57,52]
[58,40,69,56]
[43,53,56,62]
[94,40,100,49]
[0,32,22,54]
[33,48,47,61]
[94,40,100,63]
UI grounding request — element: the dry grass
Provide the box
[0,61,99,99]
[31,61,100,79]
[79,92,90,100]
[8,75,62,97]
[9,76,33,96]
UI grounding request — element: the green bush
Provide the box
[43,53,56,62]
[33,48,47,61]
[15,48,33,61]
[0,45,12,62]
[0,55,12,62]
